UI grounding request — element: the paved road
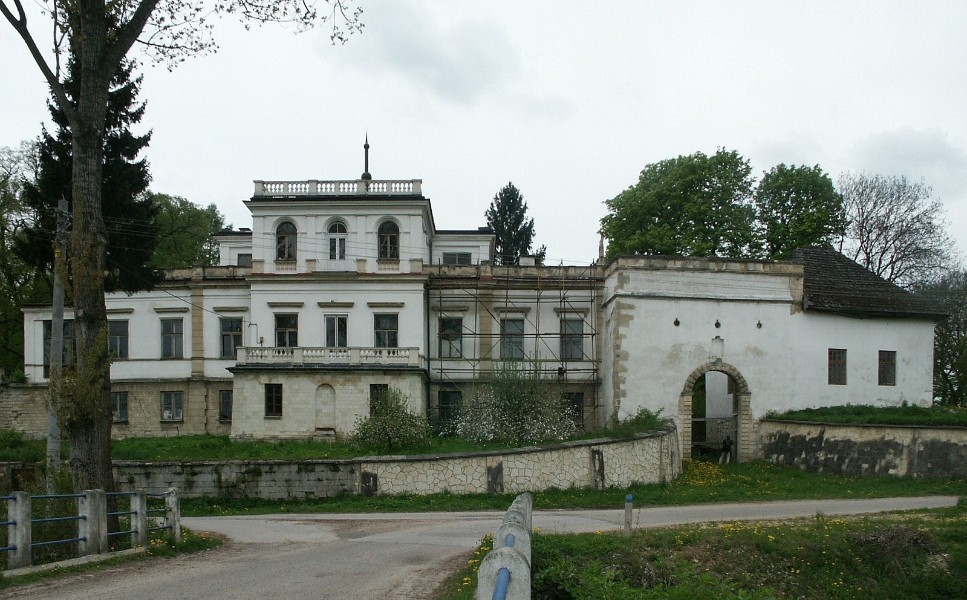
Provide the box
[2,496,957,600]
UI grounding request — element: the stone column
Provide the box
[78,489,108,556]
[6,491,31,569]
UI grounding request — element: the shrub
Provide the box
[350,387,431,453]
[604,407,665,438]
[447,362,576,444]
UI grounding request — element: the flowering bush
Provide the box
[446,362,576,444]
[351,387,431,453]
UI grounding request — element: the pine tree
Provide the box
[485,182,546,265]
[16,59,160,294]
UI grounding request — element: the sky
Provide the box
[3,1,967,266]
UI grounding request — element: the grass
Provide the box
[767,404,967,427]
[436,503,967,599]
[180,460,967,517]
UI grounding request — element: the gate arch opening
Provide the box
[679,360,752,462]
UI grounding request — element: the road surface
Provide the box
[1,496,957,599]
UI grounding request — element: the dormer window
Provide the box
[378,221,400,260]
[329,221,348,260]
[276,222,297,261]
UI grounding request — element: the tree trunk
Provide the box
[63,4,115,493]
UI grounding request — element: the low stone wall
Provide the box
[758,420,967,478]
[114,428,680,499]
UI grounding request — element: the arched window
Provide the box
[276,222,297,261]
[377,221,399,260]
[328,221,347,260]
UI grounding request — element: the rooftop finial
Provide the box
[361,134,372,180]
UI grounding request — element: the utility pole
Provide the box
[46,196,68,491]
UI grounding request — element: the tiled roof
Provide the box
[789,247,944,320]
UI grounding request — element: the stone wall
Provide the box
[758,420,967,478]
[0,385,47,437]
[114,428,680,499]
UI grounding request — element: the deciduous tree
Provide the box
[150,193,226,267]
[485,182,545,265]
[600,149,758,259]
[837,173,953,287]
[755,164,844,259]
[916,272,967,407]
[1,0,361,491]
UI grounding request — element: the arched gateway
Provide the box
[678,359,753,462]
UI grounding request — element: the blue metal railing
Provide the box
[492,567,511,600]
[29,493,88,551]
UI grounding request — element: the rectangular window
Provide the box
[325,315,348,348]
[275,314,298,347]
[220,318,243,359]
[878,350,897,386]
[439,317,463,358]
[161,319,183,359]
[828,348,847,385]
[370,384,389,413]
[374,314,398,348]
[265,383,283,418]
[561,319,584,360]
[42,319,75,377]
[161,391,184,421]
[219,390,233,422]
[108,320,129,359]
[564,392,585,428]
[438,390,462,426]
[111,391,129,423]
[442,252,472,265]
[237,253,252,267]
[500,318,525,360]
[329,237,346,260]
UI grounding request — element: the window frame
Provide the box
[878,350,897,386]
[828,348,847,385]
[160,318,184,359]
[325,314,348,348]
[369,383,389,413]
[220,318,243,359]
[442,252,472,266]
[161,391,184,422]
[111,391,129,423]
[439,317,463,358]
[218,390,233,422]
[438,389,462,427]
[264,383,283,418]
[275,314,298,348]
[500,318,525,360]
[560,318,584,361]
[43,319,75,377]
[108,320,129,359]
[328,221,348,260]
[374,313,399,348]
[276,221,297,261]
[377,221,400,260]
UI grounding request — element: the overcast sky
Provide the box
[4,1,967,266]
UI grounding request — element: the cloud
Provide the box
[342,1,522,106]
[848,128,967,203]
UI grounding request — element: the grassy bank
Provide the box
[767,404,967,427]
[438,502,967,599]
[180,460,967,517]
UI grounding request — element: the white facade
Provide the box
[16,171,939,459]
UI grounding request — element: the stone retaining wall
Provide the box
[114,428,680,499]
[758,420,967,478]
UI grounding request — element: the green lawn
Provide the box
[767,404,967,427]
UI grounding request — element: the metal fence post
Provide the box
[131,489,149,548]
[165,487,182,544]
[78,489,108,556]
[7,491,32,570]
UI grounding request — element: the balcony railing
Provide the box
[237,346,422,367]
[253,179,422,197]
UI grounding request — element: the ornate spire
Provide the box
[361,134,372,180]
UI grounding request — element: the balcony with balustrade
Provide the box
[235,346,423,368]
[252,179,423,197]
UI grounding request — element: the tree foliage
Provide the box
[16,59,161,294]
[351,387,431,453]
[1,0,361,492]
[485,182,545,265]
[916,272,967,407]
[837,173,953,287]
[150,193,226,268]
[600,149,757,259]
[755,164,844,259]
[446,362,576,444]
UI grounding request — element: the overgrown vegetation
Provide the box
[767,404,967,427]
[350,387,431,453]
[445,362,576,444]
[519,505,967,599]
